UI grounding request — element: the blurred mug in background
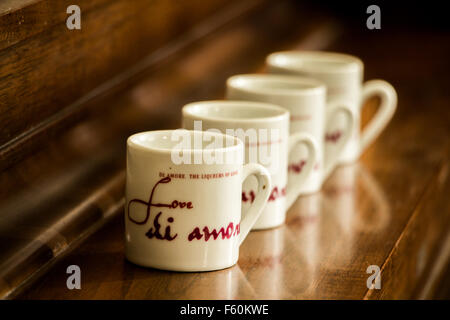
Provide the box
[267,51,397,163]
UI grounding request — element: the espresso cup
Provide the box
[266,51,397,163]
[226,74,355,194]
[125,130,271,271]
[182,101,318,229]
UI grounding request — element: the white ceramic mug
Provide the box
[182,101,318,229]
[266,51,397,163]
[226,74,355,194]
[125,130,271,271]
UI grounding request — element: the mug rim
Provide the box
[182,100,289,124]
[127,129,243,155]
[227,74,326,97]
[266,51,363,74]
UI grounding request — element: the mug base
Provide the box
[337,152,359,164]
[297,188,321,196]
[125,255,238,272]
[251,220,284,231]
[337,158,358,166]
[294,179,322,195]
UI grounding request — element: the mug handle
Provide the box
[359,80,397,155]
[323,102,355,181]
[238,163,272,246]
[286,133,318,209]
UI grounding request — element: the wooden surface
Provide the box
[1,0,449,299]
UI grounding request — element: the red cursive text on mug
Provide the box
[188,222,240,242]
[288,160,319,174]
[325,130,342,143]
[242,185,286,203]
[288,160,306,174]
[127,177,193,241]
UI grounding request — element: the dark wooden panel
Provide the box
[0,0,110,50]
[0,0,231,170]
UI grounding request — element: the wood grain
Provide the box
[3,0,450,300]
[0,0,232,171]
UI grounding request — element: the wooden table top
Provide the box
[11,1,450,300]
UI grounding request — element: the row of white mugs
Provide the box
[125,51,398,272]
